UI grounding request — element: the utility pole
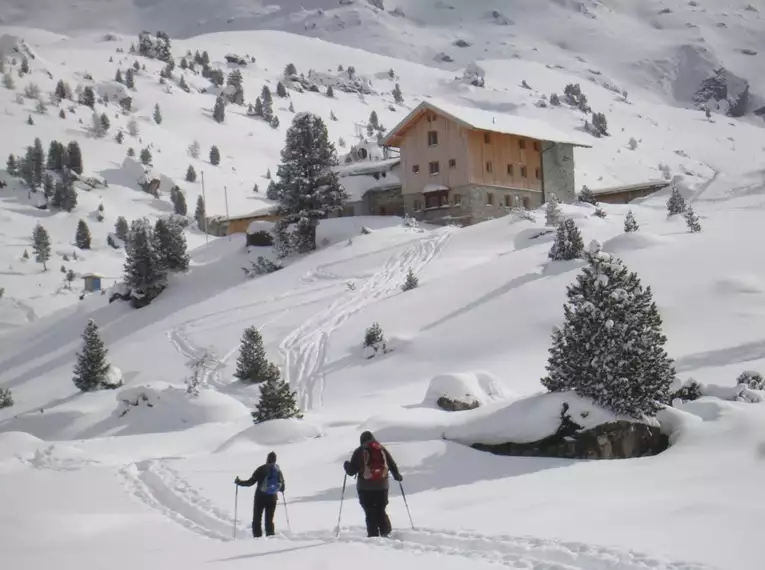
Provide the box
[224,185,230,241]
[201,170,209,244]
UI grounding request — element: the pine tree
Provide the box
[27,115,34,126]
[542,242,675,417]
[213,95,225,123]
[363,322,387,357]
[548,219,584,261]
[6,154,17,175]
[392,83,403,104]
[195,195,206,230]
[171,186,188,216]
[251,371,302,424]
[226,69,245,104]
[624,210,639,233]
[60,180,78,212]
[270,116,280,129]
[55,79,67,100]
[667,184,687,216]
[140,147,152,165]
[72,319,112,392]
[684,207,701,232]
[115,130,124,144]
[32,137,45,190]
[115,69,123,83]
[209,145,220,166]
[593,207,607,218]
[402,268,419,291]
[261,86,273,120]
[20,147,34,189]
[127,118,139,137]
[179,75,189,92]
[234,326,279,384]
[46,141,62,171]
[185,165,197,182]
[266,180,280,201]
[253,97,263,117]
[42,173,54,201]
[284,63,297,77]
[369,110,380,131]
[123,219,167,304]
[115,216,129,241]
[66,141,83,174]
[80,86,95,108]
[59,108,66,119]
[153,103,162,124]
[545,194,562,227]
[153,218,189,271]
[550,93,561,106]
[273,113,346,253]
[32,223,51,270]
[276,81,287,98]
[288,101,294,113]
[75,219,92,249]
[101,112,111,134]
[326,85,334,98]
[20,56,29,75]
[188,140,200,158]
[578,186,598,205]
[125,68,135,89]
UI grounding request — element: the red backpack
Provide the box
[361,440,389,481]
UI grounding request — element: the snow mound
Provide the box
[362,408,457,443]
[215,418,323,453]
[602,232,674,253]
[715,275,765,295]
[446,391,641,445]
[423,371,509,409]
[0,431,45,461]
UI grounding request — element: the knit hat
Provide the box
[266,451,277,463]
[359,431,374,445]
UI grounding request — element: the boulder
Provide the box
[437,396,480,412]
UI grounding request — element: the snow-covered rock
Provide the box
[424,371,507,411]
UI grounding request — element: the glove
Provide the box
[234,477,241,485]
[393,472,403,482]
[343,461,353,476]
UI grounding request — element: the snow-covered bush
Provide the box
[593,207,607,218]
[545,194,562,227]
[671,378,703,403]
[736,370,764,390]
[402,268,419,291]
[0,387,13,409]
[624,210,639,232]
[542,241,675,418]
[578,186,598,205]
[666,184,686,216]
[424,371,506,412]
[243,256,282,278]
[548,219,584,261]
[685,207,701,232]
[462,62,486,88]
[363,322,388,358]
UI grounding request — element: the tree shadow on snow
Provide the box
[675,339,765,373]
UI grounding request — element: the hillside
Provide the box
[2,8,765,570]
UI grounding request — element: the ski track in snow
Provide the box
[280,229,452,411]
[117,458,713,570]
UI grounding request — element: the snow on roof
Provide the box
[225,207,276,221]
[246,220,275,234]
[382,100,593,148]
[82,273,105,278]
[341,170,401,202]
[423,183,449,193]
[336,158,400,177]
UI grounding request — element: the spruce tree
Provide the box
[261,86,273,120]
[125,68,135,89]
[666,184,686,216]
[195,195,206,230]
[31,138,45,190]
[59,109,66,119]
[6,154,17,175]
[185,165,197,182]
[140,147,152,165]
[42,173,54,201]
[578,186,598,205]
[548,219,584,261]
[170,186,188,216]
[179,75,189,92]
[402,268,419,291]
[123,219,167,304]
[252,371,302,424]
[234,326,279,384]
[115,216,129,241]
[213,95,225,123]
[541,241,675,417]
[75,219,92,249]
[153,103,162,124]
[46,141,63,171]
[273,113,346,253]
[226,70,244,104]
[209,145,220,166]
[284,63,297,77]
[60,179,78,212]
[32,223,51,270]
[99,112,111,135]
[115,69,123,83]
[624,210,639,233]
[55,79,67,100]
[363,322,387,357]
[153,218,189,271]
[685,207,701,232]
[80,86,95,108]
[545,194,562,227]
[66,141,83,174]
[115,130,124,144]
[368,110,380,131]
[326,85,334,98]
[253,97,263,118]
[72,319,111,392]
[392,83,403,104]
[276,81,287,98]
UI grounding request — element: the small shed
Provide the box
[82,273,104,292]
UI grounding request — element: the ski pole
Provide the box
[281,492,292,534]
[233,484,239,539]
[335,473,347,537]
[399,481,414,530]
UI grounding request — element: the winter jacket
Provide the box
[236,463,285,498]
[344,441,401,491]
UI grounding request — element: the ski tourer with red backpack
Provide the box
[343,430,402,538]
[234,451,285,537]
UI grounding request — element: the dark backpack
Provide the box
[361,441,389,481]
[260,464,281,495]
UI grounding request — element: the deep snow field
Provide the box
[2,2,765,570]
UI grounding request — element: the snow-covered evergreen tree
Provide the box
[272,113,346,253]
[72,319,112,392]
[666,184,686,216]
[0,387,12,409]
[32,137,44,190]
[140,147,152,165]
[213,95,225,123]
[6,153,17,175]
[153,103,162,124]
[123,219,167,306]
[736,370,764,390]
[252,371,302,424]
[209,145,220,166]
[234,326,279,384]
[544,194,562,227]
[80,86,95,108]
[115,216,129,241]
[684,207,701,232]
[226,69,245,104]
[125,68,135,89]
[32,223,51,270]
[363,322,387,358]
[171,186,188,216]
[326,85,334,98]
[75,219,92,249]
[42,173,54,201]
[153,218,189,271]
[188,140,201,159]
[195,195,206,230]
[548,219,584,261]
[624,210,639,233]
[541,241,675,417]
[284,63,297,77]
[593,207,607,218]
[392,83,403,104]
[578,186,598,205]
[261,85,274,120]
[66,141,83,174]
[185,165,197,182]
[402,268,419,291]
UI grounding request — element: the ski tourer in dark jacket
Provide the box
[235,451,285,537]
[343,431,402,537]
